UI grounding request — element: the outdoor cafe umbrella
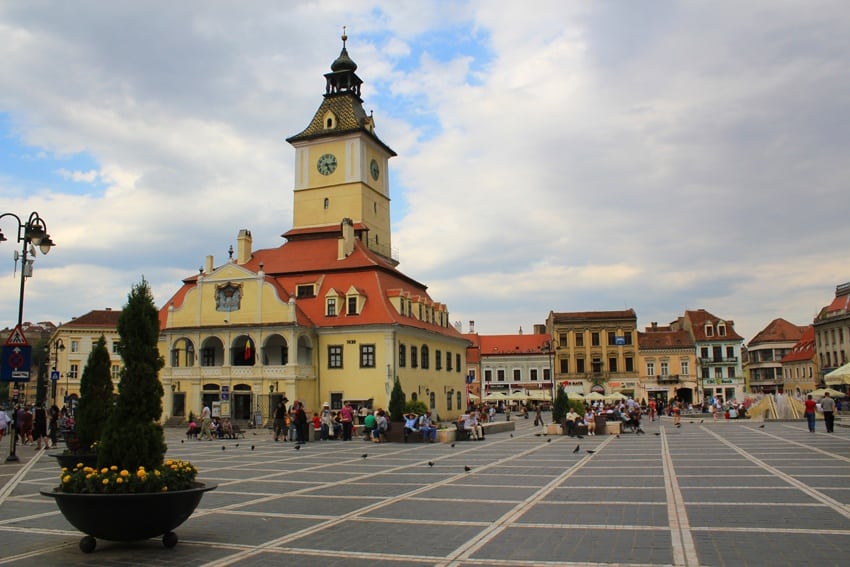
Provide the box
[825,362,850,386]
[483,392,508,402]
[809,388,844,399]
[604,392,628,402]
[584,392,605,401]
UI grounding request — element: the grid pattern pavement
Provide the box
[1,415,849,566]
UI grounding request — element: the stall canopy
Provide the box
[825,362,850,386]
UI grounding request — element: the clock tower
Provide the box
[286,32,397,263]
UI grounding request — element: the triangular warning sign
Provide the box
[6,325,29,346]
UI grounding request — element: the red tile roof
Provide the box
[62,309,121,328]
[681,309,744,341]
[550,309,636,322]
[160,234,464,340]
[477,334,551,356]
[781,326,816,363]
[748,318,807,346]
[637,329,694,349]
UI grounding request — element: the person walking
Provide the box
[273,399,288,442]
[804,394,817,433]
[820,392,836,433]
[199,405,212,440]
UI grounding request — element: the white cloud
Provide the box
[0,1,848,343]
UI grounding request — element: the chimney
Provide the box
[338,218,355,259]
[237,229,252,264]
[205,255,214,273]
[651,321,658,330]
[469,320,475,334]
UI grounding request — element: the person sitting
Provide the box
[459,409,483,440]
[419,411,438,443]
[362,410,377,441]
[403,412,419,443]
[219,418,234,439]
[562,408,581,437]
[186,421,199,439]
[372,409,388,443]
[584,408,597,436]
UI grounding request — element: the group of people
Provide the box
[562,399,647,436]
[402,410,440,442]
[0,403,64,450]
[804,391,837,433]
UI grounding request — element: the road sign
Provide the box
[51,370,60,381]
[1,344,32,382]
[5,325,29,346]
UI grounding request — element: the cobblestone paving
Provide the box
[1,415,849,566]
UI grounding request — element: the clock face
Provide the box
[317,153,337,175]
[370,159,380,181]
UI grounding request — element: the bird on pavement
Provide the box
[361,453,368,459]
[464,465,471,472]
[572,445,580,453]
[251,445,255,450]
[181,439,184,443]
[510,433,513,438]
[759,424,765,428]
[451,443,456,448]
[586,450,595,454]
[294,444,301,450]
[428,461,434,467]
[235,444,239,447]
[222,446,226,451]
[616,434,620,438]
[654,432,661,436]
[577,435,584,439]
[547,438,552,443]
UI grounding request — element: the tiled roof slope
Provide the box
[550,309,636,322]
[62,309,121,328]
[748,318,807,346]
[161,236,463,340]
[781,326,816,363]
[478,334,551,356]
[638,329,694,350]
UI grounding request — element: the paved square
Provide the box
[2,415,850,566]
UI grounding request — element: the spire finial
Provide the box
[341,26,347,47]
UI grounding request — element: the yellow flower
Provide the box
[86,473,93,480]
[116,477,123,484]
[61,467,68,473]
[165,460,173,466]
[154,470,161,477]
[76,462,84,469]
[62,475,71,483]
[110,465,118,471]
[161,486,168,492]
[102,478,109,485]
[120,470,129,477]
[101,468,108,474]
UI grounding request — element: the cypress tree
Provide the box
[552,385,569,424]
[75,335,114,451]
[97,278,166,470]
[388,377,405,422]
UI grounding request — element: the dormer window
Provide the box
[297,284,315,298]
[323,110,337,130]
[718,323,726,336]
[347,295,359,315]
[326,297,337,317]
[705,325,714,337]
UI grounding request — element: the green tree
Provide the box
[98,278,166,471]
[388,377,405,422]
[75,335,114,451]
[552,386,569,424]
[404,400,428,416]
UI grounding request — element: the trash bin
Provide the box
[595,415,607,435]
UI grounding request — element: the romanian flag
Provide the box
[244,339,252,360]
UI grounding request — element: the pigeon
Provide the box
[510,433,514,438]
[616,434,620,438]
[675,424,681,428]
[534,433,542,437]
[181,439,184,443]
[654,432,661,436]
[222,446,226,451]
[294,444,301,450]
[572,445,580,453]
[361,453,368,459]
[235,444,239,447]
[251,445,255,450]
[428,461,434,467]
[586,450,595,454]
[577,435,584,439]
[547,438,552,443]
[700,420,704,423]
[759,424,765,428]
[464,465,471,472]
[451,443,456,448]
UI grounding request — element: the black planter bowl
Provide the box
[48,452,99,470]
[40,482,216,552]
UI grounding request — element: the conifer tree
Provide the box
[388,377,405,422]
[552,385,569,424]
[97,278,166,470]
[75,335,114,451]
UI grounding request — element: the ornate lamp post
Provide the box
[541,340,555,406]
[50,338,65,406]
[1,211,56,463]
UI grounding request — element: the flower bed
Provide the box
[57,459,197,494]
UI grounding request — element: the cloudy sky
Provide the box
[1,1,848,342]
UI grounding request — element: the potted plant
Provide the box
[42,278,215,553]
[50,335,113,469]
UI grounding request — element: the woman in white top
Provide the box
[584,408,596,435]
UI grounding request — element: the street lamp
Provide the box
[541,340,555,406]
[1,210,56,463]
[50,338,65,406]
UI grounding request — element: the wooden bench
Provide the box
[455,421,471,441]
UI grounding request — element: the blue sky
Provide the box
[1,1,849,342]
